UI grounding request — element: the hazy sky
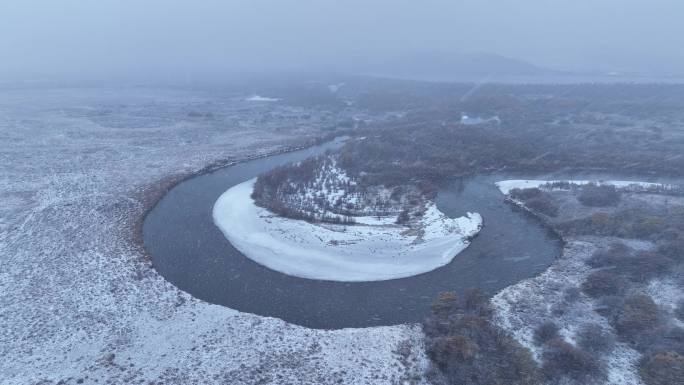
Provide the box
[1,0,683,81]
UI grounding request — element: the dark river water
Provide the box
[144,139,564,329]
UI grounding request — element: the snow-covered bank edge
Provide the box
[134,137,344,258]
[213,179,482,282]
[496,179,673,195]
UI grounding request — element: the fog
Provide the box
[1,0,683,82]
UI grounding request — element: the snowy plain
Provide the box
[0,87,428,384]
[4,86,673,385]
[213,179,482,281]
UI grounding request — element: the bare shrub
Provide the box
[424,290,541,385]
[429,335,479,364]
[657,236,684,263]
[614,294,661,341]
[639,350,684,385]
[558,209,671,241]
[534,321,560,346]
[525,195,560,217]
[563,287,581,303]
[510,188,543,201]
[676,300,684,322]
[576,324,615,355]
[510,188,559,217]
[654,326,684,356]
[395,209,410,224]
[586,246,672,282]
[586,243,631,268]
[462,287,491,316]
[581,270,626,298]
[594,295,625,319]
[618,251,674,282]
[541,338,605,383]
[577,184,621,207]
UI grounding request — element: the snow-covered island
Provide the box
[213,153,482,281]
[213,179,481,281]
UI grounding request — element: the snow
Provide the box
[0,87,429,384]
[492,237,646,385]
[328,83,345,93]
[646,278,684,328]
[280,157,394,221]
[246,95,281,102]
[353,215,398,226]
[496,179,669,195]
[213,179,482,281]
[492,179,664,385]
[460,114,500,125]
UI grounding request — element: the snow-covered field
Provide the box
[246,95,281,102]
[214,179,482,281]
[0,87,428,384]
[491,180,684,385]
[6,87,675,384]
[496,179,670,195]
[492,237,647,385]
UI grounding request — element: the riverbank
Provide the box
[132,135,344,261]
[490,180,684,385]
[144,161,559,328]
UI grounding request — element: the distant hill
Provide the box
[372,52,553,81]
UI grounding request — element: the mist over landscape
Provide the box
[2,0,684,83]
[2,2,684,385]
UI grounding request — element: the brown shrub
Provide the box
[509,188,559,217]
[657,237,684,262]
[586,243,631,268]
[577,184,621,207]
[576,323,615,355]
[619,251,674,282]
[431,291,459,318]
[676,300,684,322]
[525,195,560,217]
[581,270,626,298]
[424,290,541,385]
[541,338,605,382]
[534,321,560,346]
[615,294,661,340]
[639,350,684,385]
[510,187,543,201]
[593,295,625,319]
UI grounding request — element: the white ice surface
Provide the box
[246,95,281,102]
[496,179,668,195]
[213,179,482,281]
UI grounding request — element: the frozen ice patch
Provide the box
[246,95,281,102]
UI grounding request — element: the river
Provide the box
[144,139,563,329]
